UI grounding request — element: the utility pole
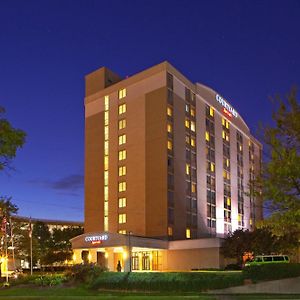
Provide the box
[29,217,33,275]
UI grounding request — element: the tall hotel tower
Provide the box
[72,62,262,271]
[84,61,262,238]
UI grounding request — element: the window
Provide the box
[205,131,210,141]
[210,162,215,172]
[118,213,126,224]
[104,156,109,170]
[186,164,190,175]
[185,118,190,128]
[118,88,127,99]
[104,95,109,110]
[191,138,195,147]
[190,108,195,117]
[104,186,108,201]
[119,119,126,130]
[104,126,109,140]
[104,141,109,155]
[118,134,126,145]
[227,197,231,206]
[167,106,172,117]
[185,104,189,113]
[118,197,126,208]
[118,166,126,176]
[104,111,109,126]
[190,121,195,132]
[186,228,191,239]
[118,104,126,115]
[104,171,109,185]
[118,150,126,161]
[167,140,173,150]
[210,107,214,117]
[118,181,126,192]
[167,123,172,133]
[118,230,126,234]
[168,226,173,236]
[191,183,196,193]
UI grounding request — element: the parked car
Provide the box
[245,255,289,267]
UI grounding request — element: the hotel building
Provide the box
[71,62,262,271]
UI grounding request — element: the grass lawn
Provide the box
[0,286,300,300]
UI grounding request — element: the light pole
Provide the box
[128,231,132,272]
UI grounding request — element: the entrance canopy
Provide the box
[70,232,168,250]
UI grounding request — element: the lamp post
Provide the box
[128,231,132,272]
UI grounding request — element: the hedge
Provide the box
[243,263,300,282]
[89,271,244,292]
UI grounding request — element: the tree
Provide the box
[255,89,300,243]
[0,106,26,171]
[221,228,285,265]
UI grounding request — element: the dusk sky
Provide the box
[0,0,299,222]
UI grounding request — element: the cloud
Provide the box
[29,174,84,192]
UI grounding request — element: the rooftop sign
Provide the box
[85,234,108,245]
[216,94,238,118]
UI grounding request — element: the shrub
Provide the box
[90,271,244,291]
[34,274,66,286]
[65,263,107,284]
[243,263,300,282]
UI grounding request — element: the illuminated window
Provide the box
[185,104,189,112]
[118,150,126,161]
[190,138,195,147]
[226,159,230,167]
[226,120,230,129]
[222,131,226,139]
[186,228,191,239]
[118,104,126,115]
[185,118,190,128]
[226,135,229,142]
[104,216,108,229]
[104,126,109,140]
[104,156,109,170]
[104,186,108,201]
[186,136,190,144]
[118,213,126,224]
[167,140,173,150]
[104,111,109,126]
[223,170,226,178]
[191,183,196,193]
[119,119,126,130]
[104,95,109,110]
[205,131,210,141]
[186,164,190,175]
[167,106,172,117]
[227,197,231,206]
[167,123,172,133]
[118,88,127,99]
[118,230,126,234]
[222,118,225,126]
[190,108,195,117]
[118,134,126,145]
[118,166,126,176]
[104,141,109,155]
[118,197,126,208]
[118,181,126,192]
[238,214,242,222]
[168,226,173,236]
[104,171,109,185]
[209,107,214,117]
[190,121,195,132]
[250,218,253,225]
[239,144,243,151]
[210,162,215,172]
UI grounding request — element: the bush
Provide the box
[65,263,107,284]
[243,263,300,282]
[34,274,66,286]
[224,264,242,270]
[90,271,244,291]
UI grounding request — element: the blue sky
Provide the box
[0,0,299,221]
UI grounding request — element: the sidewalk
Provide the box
[211,276,300,294]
